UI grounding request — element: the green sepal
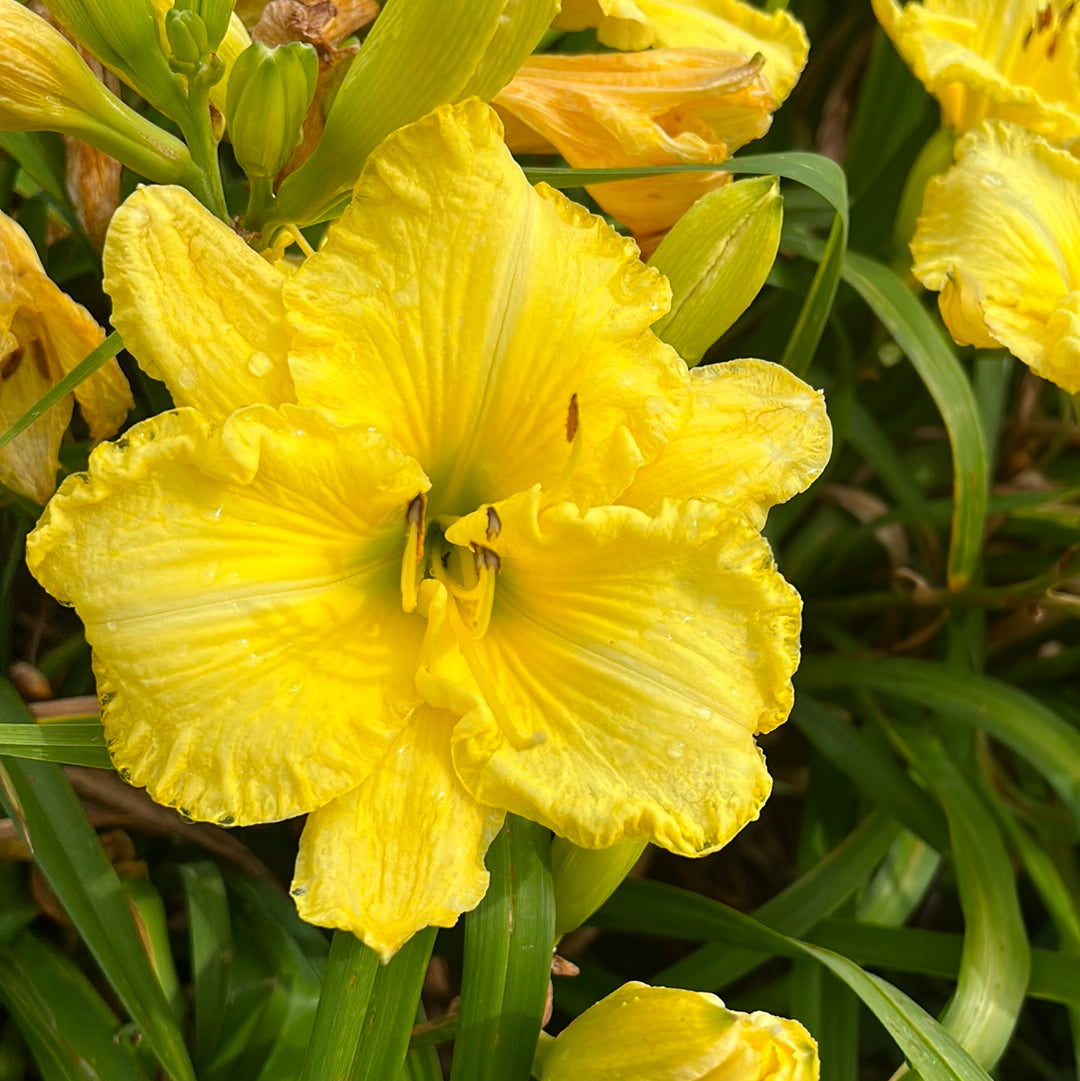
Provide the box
[650,175,783,365]
[174,0,233,52]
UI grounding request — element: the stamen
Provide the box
[443,591,542,752]
[400,493,427,613]
[486,506,502,541]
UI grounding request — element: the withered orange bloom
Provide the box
[495,48,775,253]
[0,211,130,503]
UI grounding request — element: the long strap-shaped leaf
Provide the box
[598,879,992,1081]
[782,238,987,588]
[798,656,1080,826]
[0,679,196,1081]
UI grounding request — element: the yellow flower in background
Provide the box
[0,212,131,504]
[534,982,819,1081]
[872,0,1080,142]
[555,0,809,103]
[27,100,830,960]
[910,119,1080,393]
[495,49,775,252]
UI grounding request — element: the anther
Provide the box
[400,492,427,613]
[486,506,502,541]
[565,393,579,443]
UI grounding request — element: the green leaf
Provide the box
[451,816,555,1081]
[797,657,1080,827]
[0,331,125,452]
[179,862,233,1067]
[0,931,150,1081]
[0,721,110,768]
[655,811,899,989]
[890,726,1029,1070]
[783,241,988,588]
[0,680,196,1081]
[599,880,993,1081]
[0,132,68,206]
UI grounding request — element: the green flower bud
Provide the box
[165,7,210,72]
[174,0,233,52]
[226,41,318,181]
[650,176,784,365]
[42,0,188,124]
[552,837,647,938]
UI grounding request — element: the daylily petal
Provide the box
[285,98,689,515]
[0,210,129,503]
[103,184,295,421]
[26,405,429,824]
[537,982,819,1081]
[872,0,1080,139]
[494,50,773,245]
[619,360,831,525]
[911,120,1080,392]
[292,703,505,961]
[440,489,800,854]
[554,0,809,104]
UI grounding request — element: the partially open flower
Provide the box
[911,119,1080,392]
[0,212,131,503]
[534,983,819,1081]
[872,0,1080,141]
[495,48,774,251]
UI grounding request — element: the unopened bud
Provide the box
[174,0,233,52]
[165,8,210,72]
[226,40,318,180]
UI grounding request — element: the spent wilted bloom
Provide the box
[27,100,829,960]
[911,119,1080,392]
[554,0,809,104]
[534,982,820,1081]
[494,48,775,251]
[872,0,1080,142]
[0,211,131,503]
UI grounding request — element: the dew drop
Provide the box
[392,279,420,307]
[247,352,273,377]
[176,367,197,390]
[980,173,1005,189]
[694,705,713,721]
[666,740,685,760]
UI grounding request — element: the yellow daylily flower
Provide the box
[494,48,775,251]
[554,0,809,104]
[872,0,1080,141]
[27,100,830,960]
[0,211,131,504]
[534,982,819,1080]
[910,119,1080,393]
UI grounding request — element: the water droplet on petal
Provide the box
[247,352,273,377]
[176,367,197,390]
[666,740,685,760]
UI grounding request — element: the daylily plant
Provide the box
[533,982,819,1081]
[910,119,1080,393]
[27,100,830,960]
[0,211,130,504]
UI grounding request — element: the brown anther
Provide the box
[1023,25,1034,47]
[1048,33,1059,57]
[485,506,502,541]
[565,393,579,443]
[1,348,23,381]
[551,954,580,978]
[472,544,502,573]
[1064,1,1076,21]
[405,493,426,558]
[1037,4,1053,30]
